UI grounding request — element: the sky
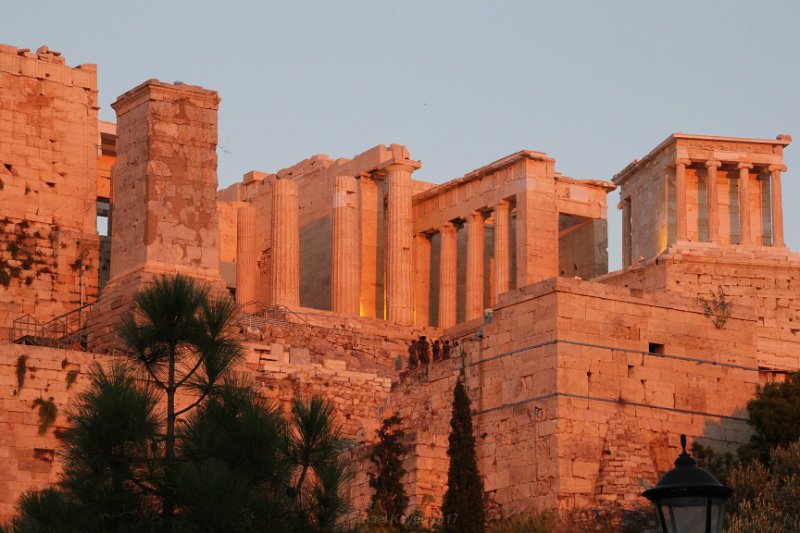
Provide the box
[4,1,799,271]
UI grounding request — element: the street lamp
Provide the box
[643,434,733,533]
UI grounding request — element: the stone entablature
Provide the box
[614,133,791,267]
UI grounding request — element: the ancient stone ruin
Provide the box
[0,43,796,524]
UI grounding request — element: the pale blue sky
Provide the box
[4,1,798,270]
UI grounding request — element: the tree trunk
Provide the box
[164,349,176,531]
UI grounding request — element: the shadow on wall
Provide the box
[299,215,332,311]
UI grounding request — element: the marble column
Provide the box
[332,175,359,316]
[358,175,379,317]
[413,233,431,326]
[621,198,632,267]
[738,163,753,246]
[769,164,786,247]
[675,159,689,242]
[493,200,510,303]
[466,211,485,321]
[270,178,300,306]
[705,160,721,243]
[235,204,257,305]
[385,163,416,324]
[438,222,458,329]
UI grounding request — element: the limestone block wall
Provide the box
[616,148,671,266]
[107,80,222,279]
[602,244,800,372]
[244,306,440,376]
[88,80,228,351]
[0,343,111,520]
[0,44,100,337]
[0,327,400,524]
[356,275,763,523]
[549,278,757,512]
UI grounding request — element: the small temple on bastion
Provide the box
[0,43,797,524]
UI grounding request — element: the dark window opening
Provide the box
[648,342,665,355]
[96,198,110,237]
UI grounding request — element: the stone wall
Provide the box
[0,343,110,520]
[0,44,100,338]
[601,243,800,371]
[87,80,228,350]
[344,275,760,524]
[0,313,411,523]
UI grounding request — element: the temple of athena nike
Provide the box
[0,43,797,524]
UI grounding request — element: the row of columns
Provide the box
[235,178,300,308]
[330,163,419,322]
[674,159,785,246]
[422,199,511,329]
[238,167,514,328]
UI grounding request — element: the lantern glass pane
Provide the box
[710,497,727,533]
[660,496,707,533]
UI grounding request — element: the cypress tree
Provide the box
[368,414,409,529]
[442,376,485,533]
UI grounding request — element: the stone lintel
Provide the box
[112,79,220,116]
[613,132,791,186]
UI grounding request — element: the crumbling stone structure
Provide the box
[87,79,229,349]
[0,45,100,340]
[0,43,797,527]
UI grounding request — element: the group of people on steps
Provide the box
[405,336,458,370]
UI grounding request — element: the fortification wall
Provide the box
[601,244,800,371]
[348,276,760,524]
[0,343,110,520]
[0,328,400,523]
[0,44,100,338]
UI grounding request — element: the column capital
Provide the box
[704,160,722,169]
[440,221,457,233]
[769,164,788,173]
[494,199,510,210]
[467,210,484,222]
[383,160,422,174]
[675,158,692,167]
[737,162,754,170]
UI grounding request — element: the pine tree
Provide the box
[117,274,243,527]
[368,414,409,529]
[442,376,485,533]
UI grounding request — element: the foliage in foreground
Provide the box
[724,441,800,533]
[367,414,409,531]
[5,365,351,532]
[691,373,800,532]
[117,274,243,526]
[442,376,485,533]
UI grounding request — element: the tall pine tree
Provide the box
[442,375,485,533]
[368,414,409,529]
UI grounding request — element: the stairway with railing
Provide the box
[237,301,311,332]
[10,303,93,350]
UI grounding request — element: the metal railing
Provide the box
[237,301,312,332]
[11,303,93,350]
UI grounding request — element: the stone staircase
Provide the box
[11,303,93,350]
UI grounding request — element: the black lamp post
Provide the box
[643,434,733,533]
